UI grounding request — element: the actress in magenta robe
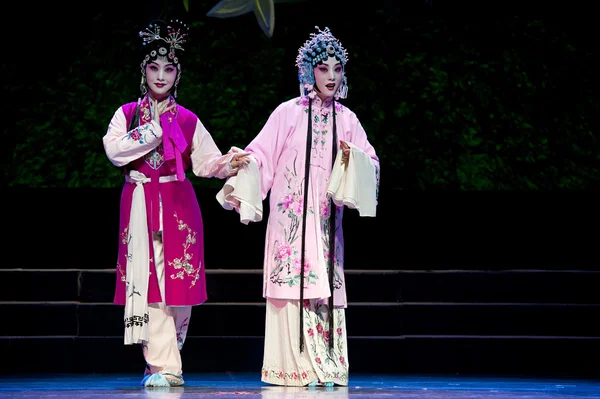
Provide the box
[102,19,248,388]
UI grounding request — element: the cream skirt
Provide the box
[261,298,349,386]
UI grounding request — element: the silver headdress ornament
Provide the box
[295,26,349,99]
[138,19,189,98]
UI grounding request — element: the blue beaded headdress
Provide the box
[295,26,349,99]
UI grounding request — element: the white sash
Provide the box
[123,171,177,345]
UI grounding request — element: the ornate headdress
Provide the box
[138,19,189,98]
[295,26,349,99]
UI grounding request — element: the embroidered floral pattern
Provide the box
[270,156,317,287]
[176,316,190,351]
[303,300,348,384]
[296,95,343,114]
[168,212,201,287]
[141,100,151,122]
[136,98,165,170]
[320,200,344,290]
[261,367,317,386]
[123,123,155,144]
[296,96,310,109]
[144,143,165,170]
[296,95,344,160]
[120,226,129,245]
[116,263,126,282]
[311,111,329,159]
[261,300,349,386]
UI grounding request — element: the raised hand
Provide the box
[151,99,176,124]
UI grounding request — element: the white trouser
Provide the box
[142,232,192,376]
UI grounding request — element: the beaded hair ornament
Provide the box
[138,19,189,98]
[295,26,349,99]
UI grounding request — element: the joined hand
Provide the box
[340,140,350,167]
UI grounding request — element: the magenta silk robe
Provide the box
[245,95,380,307]
[103,98,234,307]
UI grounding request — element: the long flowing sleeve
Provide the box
[346,112,380,198]
[190,118,236,179]
[243,103,291,199]
[103,107,163,167]
[326,109,381,215]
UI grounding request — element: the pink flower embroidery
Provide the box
[276,244,292,261]
[321,199,331,219]
[279,193,294,210]
[291,196,304,216]
[294,258,311,274]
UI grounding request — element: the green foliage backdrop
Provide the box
[5,4,597,190]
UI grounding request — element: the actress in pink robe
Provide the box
[240,27,380,386]
[102,19,247,388]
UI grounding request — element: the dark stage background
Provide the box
[2,0,599,378]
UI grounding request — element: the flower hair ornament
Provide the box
[138,19,190,98]
[295,26,349,99]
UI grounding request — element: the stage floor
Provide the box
[0,373,598,398]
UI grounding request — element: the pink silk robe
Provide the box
[245,95,380,307]
[103,100,235,307]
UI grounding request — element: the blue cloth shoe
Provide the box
[141,373,170,387]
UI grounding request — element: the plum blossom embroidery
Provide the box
[120,226,129,245]
[168,212,201,287]
[116,263,126,282]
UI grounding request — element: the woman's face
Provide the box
[313,56,343,101]
[145,56,177,101]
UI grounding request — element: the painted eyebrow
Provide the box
[148,62,175,67]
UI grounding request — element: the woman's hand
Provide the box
[340,140,350,167]
[230,152,250,169]
[151,99,176,124]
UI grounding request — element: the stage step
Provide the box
[1,268,598,376]
[2,301,599,338]
[1,336,598,377]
